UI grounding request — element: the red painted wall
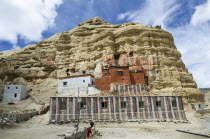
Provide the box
[110,67,131,85]
[95,76,111,91]
[130,72,145,84]
[95,66,146,91]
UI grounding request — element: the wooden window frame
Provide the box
[172,100,177,107]
[101,101,108,109]
[139,101,145,108]
[121,101,127,108]
[117,71,123,76]
[156,101,161,107]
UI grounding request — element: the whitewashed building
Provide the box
[58,74,100,96]
[3,85,27,101]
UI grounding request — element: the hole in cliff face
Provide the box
[129,52,134,57]
[82,71,86,75]
[14,66,19,69]
[144,76,149,86]
[114,54,120,61]
[66,69,70,76]
[70,68,75,73]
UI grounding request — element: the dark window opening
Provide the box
[144,76,149,86]
[60,102,66,110]
[63,82,67,86]
[14,93,17,98]
[156,101,161,107]
[92,80,94,85]
[172,100,177,107]
[66,69,70,72]
[117,71,123,76]
[101,102,108,109]
[82,71,86,75]
[16,87,18,89]
[83,80,85,83]
[198,104,201,109]
[8,87,10,89]
[104,73,109,76]
[139,101,144,108]
[14,66,19,69]
[70,68,75,73]
[129,52,134,57]
[121,101,127,108]
[80,101,86,109]
[114,54,120,61]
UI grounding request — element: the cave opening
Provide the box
[82,71,86,75]
[70,68,76,73]
[114,54,120,61]
[66,69,70,76]
[144,76,149,86]
[129,52,134,57]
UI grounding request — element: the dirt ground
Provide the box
[0,110,209,139]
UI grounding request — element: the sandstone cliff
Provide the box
[0,17,202,103]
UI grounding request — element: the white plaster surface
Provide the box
[3,85,27,101]
[88,86,101,95]
[58,75,100,95]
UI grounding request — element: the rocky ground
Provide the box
[0,110,209,139]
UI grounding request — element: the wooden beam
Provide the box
[176,129,210,138]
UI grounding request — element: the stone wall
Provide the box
[65,128,101,139]
[0,111,38,122]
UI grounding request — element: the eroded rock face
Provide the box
[0,17,201,101]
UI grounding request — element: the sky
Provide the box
[0,0,209,88]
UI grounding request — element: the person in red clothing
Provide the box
[87,127,92,138]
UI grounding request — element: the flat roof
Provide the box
[50,95,182,98]
[58,74,94,80]
[110,66,129,68]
